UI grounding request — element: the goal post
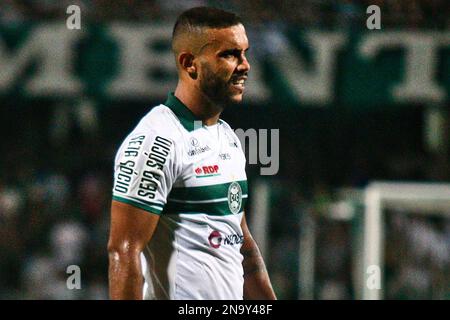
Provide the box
[361,181,450,300]
[249,179,450,300]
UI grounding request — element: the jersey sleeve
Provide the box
[112,130,179,215]
[231,129,247,163]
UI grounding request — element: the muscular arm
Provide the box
[107,200,160,300]
[241,214,277,300]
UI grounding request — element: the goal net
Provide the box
[357,181,450,300]
[250,179,450,300]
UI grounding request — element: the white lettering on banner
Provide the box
[272,31,347,105]
[106,24,269,102]
[0,24,83,95]
[107,24,176,99]
[359,32,448,103]
[0,24,448,105]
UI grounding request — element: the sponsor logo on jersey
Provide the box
[190,137,199,147]
[136,135,173,199]
[123,135,145,157]
[219,153,231,160]
[187,136,211,156]
[114,160,136,194]
[228,182,242,214]
[208,230,222,248]
[187,145,211,156]
[194,165,221,178]
[224,132,239,148]
[114,135,145,193]
[208,230,244,249]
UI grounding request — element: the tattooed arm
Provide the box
[240,214,277,300]
[108,201,160,299]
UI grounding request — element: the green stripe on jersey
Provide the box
[112,195,163,215]
[166,181,248,215]
[168,180,248,202]
[165,196,247,216]
[196,174,221,178]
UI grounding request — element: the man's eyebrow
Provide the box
[221,48,240,53]
[220,47,250,53]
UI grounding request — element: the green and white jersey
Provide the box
[112,93,248,300]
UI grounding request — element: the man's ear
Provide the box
[179,52,197,80]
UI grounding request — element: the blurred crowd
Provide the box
[384,213,449,299]
[0,0,449,29]
[0,162,111,299]
[0,103,111,299]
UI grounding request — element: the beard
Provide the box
[198,62,242,108]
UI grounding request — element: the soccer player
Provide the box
[108,6,276,300]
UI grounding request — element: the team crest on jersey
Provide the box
[228,182,242,214]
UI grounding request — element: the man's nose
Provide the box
[238,55,251,73]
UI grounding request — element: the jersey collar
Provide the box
[165,92,200,132]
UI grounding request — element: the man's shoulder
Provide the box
[219,118,234,132]
[219,119,240,139]
[132,104,183,140]
[219,119,244,151]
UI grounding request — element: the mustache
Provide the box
[230,73,248,82]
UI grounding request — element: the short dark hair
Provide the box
[172,6,243,40]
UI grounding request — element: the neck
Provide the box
[174,83,223,126]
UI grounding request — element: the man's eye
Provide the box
[221,51,237,58]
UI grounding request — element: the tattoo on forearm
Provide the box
[241,248,259,259]
[243,264,266,277]
[242,248,267,277]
